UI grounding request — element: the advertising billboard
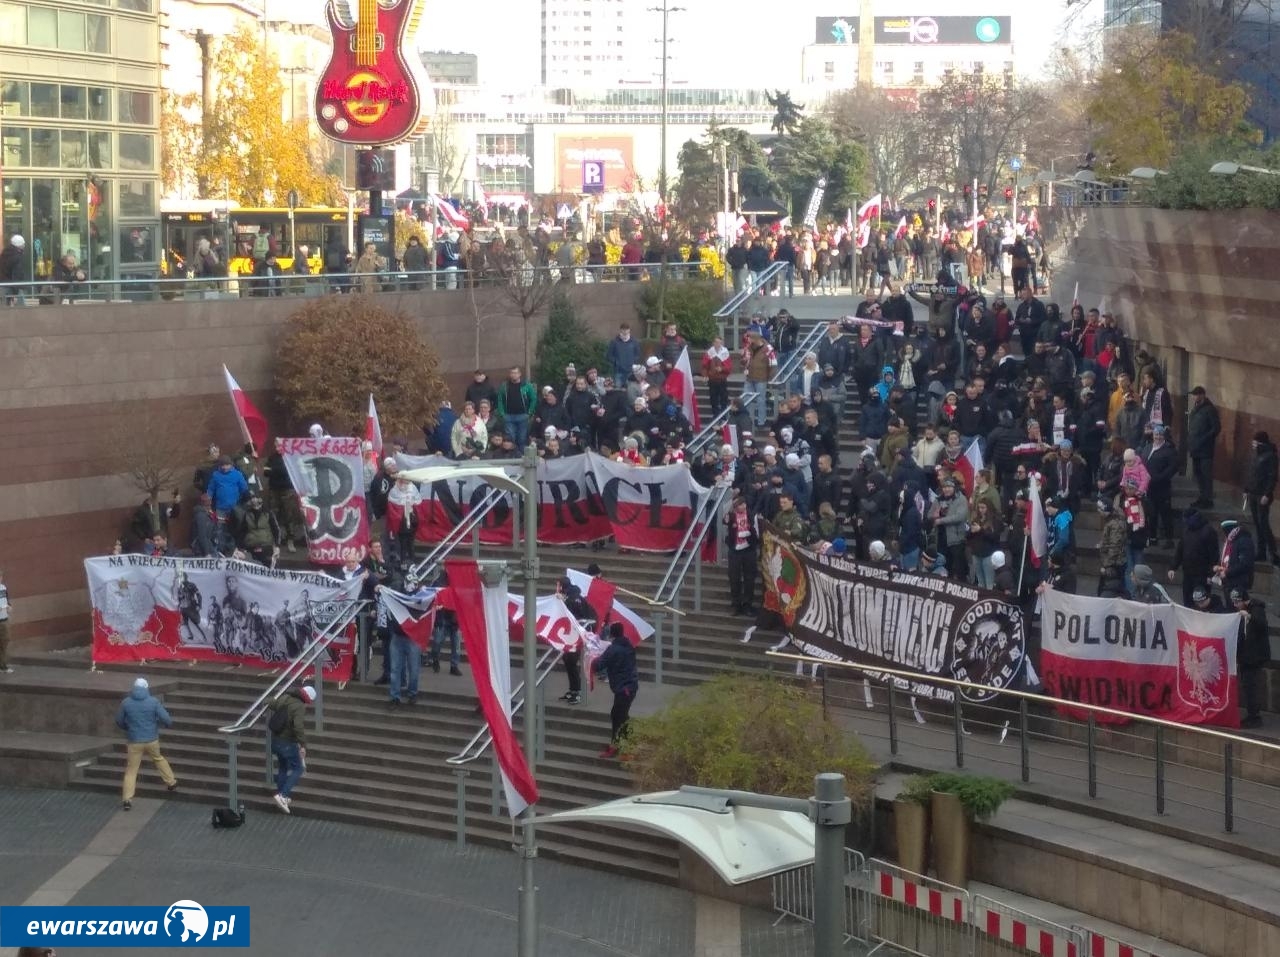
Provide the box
[556,135,635,193]
[814,15,1011,45]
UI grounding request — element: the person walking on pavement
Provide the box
[267,684,315,813]
[1230,589,1271,728]
[592,622,639,758]
[115,677,178,810]
[1186,386,1220,508]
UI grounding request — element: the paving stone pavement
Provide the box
[0,788,871,956]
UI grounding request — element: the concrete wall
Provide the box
[1052,207,1280,484]
[0,284,640,648]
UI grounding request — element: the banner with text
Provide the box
[391,453,706,552]
[1040,591,1241,727]
[281,437,371,565]
[86,555,362,679]
[760,525,1027,702]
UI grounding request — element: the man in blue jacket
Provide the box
[592,623,639,759]
[115,677,177,810]
[206,455,248,518]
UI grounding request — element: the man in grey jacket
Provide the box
[115,677,177,810]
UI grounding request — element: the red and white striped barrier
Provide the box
[974,901,1079,957]
[875,870,966,923]
[1089,934,1163,957]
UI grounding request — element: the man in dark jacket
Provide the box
[464,371,499,411]
[816,321,850,377]
[724,496,758,616]
[1230,590,1271,727]
[1013,285,1047,358]
[1245,431,1279,564]
[1216,519,1256,601]
[1141,424,1178,546]
[592,622,639,757]
[1168,507,1219,606]
[116,676,177,810]
[267,684,315,812]
[0,233,30,306]
[1186,386,1221,508]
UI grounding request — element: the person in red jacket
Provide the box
[700,336,733,415]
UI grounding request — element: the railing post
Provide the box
[1154,726,1166,815]
[887,682,899,756]
[226,736,239,808]
[693,546,703,612]
[1223,740,1234,833]
[952,694,964,768]
[536,681,546,763]
[490,754,502,817]
[1086,714,1097,799]
[652,611,665,687]
[471,523,481,560]
[264,728,274,786]
[454,768,469,848]
[1018,701,1029,783]
[356,609,369,684]
[313,660,324,733]
[671,602,681,662]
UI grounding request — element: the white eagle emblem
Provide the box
[1178,637,1225,714]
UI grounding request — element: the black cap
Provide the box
[586,563,602,577]
[608,622,625,639]
[1190,386,1206,396]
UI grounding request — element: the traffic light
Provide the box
[927,198,936,211]
[1004,187,1014,200]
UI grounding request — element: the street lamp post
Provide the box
[1210,160,1280,177]
[649,2,685,203]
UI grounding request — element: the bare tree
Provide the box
[429,94,467,197]
[829,88,926,203]
[497,264,562,374]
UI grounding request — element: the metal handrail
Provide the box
[713,260,788,318]
[409,486,509,583]
[768,321,828,396]
[686,391,758,457]
[446,646,563,766]
[654,482,733,605]
[217,598,366,735]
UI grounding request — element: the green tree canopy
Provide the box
[769,115,869,217]
[673,123,778,226]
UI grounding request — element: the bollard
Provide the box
[455,768,469,848]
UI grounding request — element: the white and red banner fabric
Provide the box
[86,555,362,679]
[389,452,708,553]
[280,437,371,566]
[1040,590,1241,727]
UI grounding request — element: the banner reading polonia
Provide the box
[1040,590,1241,728]
[281,437,371,565]
[86,555,363,679]
[759,525,1027,703]
[587,452,710,553]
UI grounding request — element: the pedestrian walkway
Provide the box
[0,787,842,957]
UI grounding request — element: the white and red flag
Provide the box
[856,194,882,249]
[1027,472,1048,569]
[893,215,908,240]
[379,586,437,651]
[222,365,268,454]
[365,394,383,463]
[507,593,589,652]
[587,452,710,553]
[434,195,470,229]
[953,439,984,497]
[565,568,654,646]
[662,346,701,430]
[445,560,538,817]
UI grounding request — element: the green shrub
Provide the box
[623,673,877,801]
[895,774,936,805]
[635,279,724,348]
[532,290,609,391]
[924,772,1015,821]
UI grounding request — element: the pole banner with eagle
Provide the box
[758,524,1027,705]
[1040,590,1241,728]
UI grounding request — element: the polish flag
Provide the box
[1072,282,1079,307]
[507,593,589,652]
[380,587,437,651]
[939,222,951,244]
[894,215,908,240]
[222,365,268,455]
[662,346,701,430]
[365,394,383,462]
[1027,472,1049,569]
[856,194,882,249]
[434,195,469,229]
[721,423,739,453]
[954,439,983,497]
[566,568,654,646]
[445,560,538,818]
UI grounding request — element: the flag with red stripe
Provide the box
[662,345,702,430]
[565,568,653,646]
[856,194,882,249]
[954,438,984,497]
[1028,472,1048,568]
[222,364,268,454]
[366,394,383,462]
[445,560,538,818]
[380,586,437,651]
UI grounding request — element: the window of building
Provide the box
[30,83,57,118]
[28,6,56,47]
[30,128,56,166]
[60,129,86,167]
[57,9,85,50]
[61,85,87,119]
[115,18,156,61]
[1,80,28,116]
[119,132,153,171]
[88,86,110,121]
[1,126,29,167]
[118,89,153,125]
[118,0,153,11]
[119,180,155,217]
[0,2,25,45]
[87,13,108,52]
[88,130,110,167]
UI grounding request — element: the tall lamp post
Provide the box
[1210,160,1280,177]
[649,2,685,203]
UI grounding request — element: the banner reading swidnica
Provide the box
[280,436,371,565]
[1040,590,1241,728]
[86,555,362,679]
[760,526,1026,703]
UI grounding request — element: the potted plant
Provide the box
[892,775,934,874]
[927,773,1015,888]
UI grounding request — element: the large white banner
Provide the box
[281,436,371,565]
[86,554,363,678]
[1040,590,1241,727]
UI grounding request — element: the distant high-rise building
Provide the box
[1102,0,1162,29]
[540,0,660,88]
[422,51,479,87]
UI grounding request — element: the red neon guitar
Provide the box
[315,0,430,147]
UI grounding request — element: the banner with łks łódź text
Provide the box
[280,436,371,565]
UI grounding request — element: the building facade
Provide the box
[422,50,478,87]
[540,0,661,88]
[1,0,163,284]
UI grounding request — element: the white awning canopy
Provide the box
[539,791,815,885]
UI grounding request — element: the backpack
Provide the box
[212,806,245,828]
[267,701,289,734]
[252,233,270,260]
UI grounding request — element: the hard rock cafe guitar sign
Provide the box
[314,0,430,147]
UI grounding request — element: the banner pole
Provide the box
[1015,532,1029,597]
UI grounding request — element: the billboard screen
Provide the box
[814,15,1011,45]
[556,135,635,193]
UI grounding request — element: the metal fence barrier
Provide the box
[868,858,971,957]
[770,847,868,942]
[1073,925,1166,957]
[972,894,1085,957]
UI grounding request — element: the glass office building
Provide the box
[0,0,161,284]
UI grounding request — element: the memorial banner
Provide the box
[760,526,1026,702]
[1040,590,1240,727]
[86,555,362,679]
[280,437,371,565]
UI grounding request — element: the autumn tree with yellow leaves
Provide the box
[1088,31,1255,173]
[161,26,342,205]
